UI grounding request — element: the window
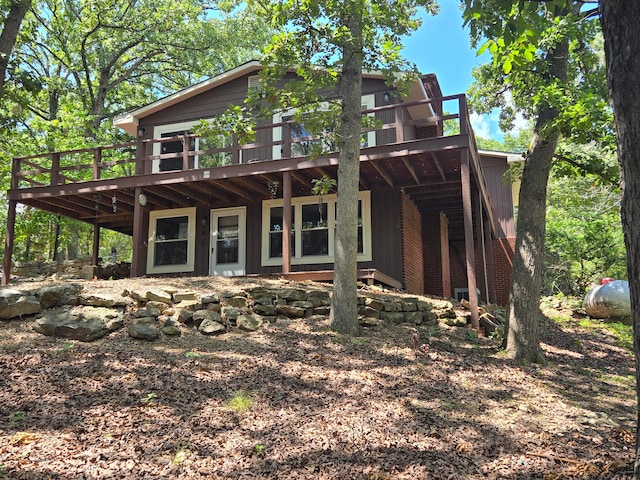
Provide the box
[261,191,372,266]
[147,207,196,274]
[153,121,233,173]
[272,94,376,159]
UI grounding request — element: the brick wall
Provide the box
[449,237,515,306]
[401,193,424,294]
[492,237,515,305]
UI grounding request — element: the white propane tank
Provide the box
[583,279,631,319]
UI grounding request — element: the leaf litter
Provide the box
[0,277,635,479]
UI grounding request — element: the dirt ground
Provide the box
[0,277,636,479]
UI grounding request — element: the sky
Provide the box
[401,2,510,141]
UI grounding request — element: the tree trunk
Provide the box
[0,0,31,99]
[599,1,640,475]
[505,4,571,363]
[330,10,362,336]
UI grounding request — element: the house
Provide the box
[3,60,518,319]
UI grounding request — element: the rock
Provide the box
[127,323,160,340]
[199,318,226,335]
[253,293,276,306]
[173,291,197,302]
[429,299,456,319]
[193,310,223,327]
[174,299,202,311]
[479,313,500,334]
[276,304,307,318]
[130,289,148,302]
[147,300,170,312]
[78,293,126,308]
[291,301,314,309]
[136,307,161,318]
[225,296,247,308]
[221,306,242,323]
[237,314,263,331]
[364,297,385,311]
[380,311,405,324]
[404,311,423,324]
[38,283,83,309]
[146,289,172,304]
[279,288,307,302]
[314,306,331,316]
[422,311,439,326]
[34,306,123,341]
[161,325,182,336]
[417,301,432,312]
[206,302,221,313]
[254,304,276,316]
[0,290,41,319]
[200,293,220,305]
[402,302,418,312]
[358,305,380,318]
[359,317,384,329]
[173,308,193,324]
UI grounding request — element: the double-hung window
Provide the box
[261,191,372,266]
[272,94,376,160]
[147,207,196,274]
[153,121,233,173]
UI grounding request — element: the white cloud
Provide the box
[470,112,492,139]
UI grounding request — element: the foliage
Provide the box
[545,172,625,295]
[227,390,253,413]
[0,0,270,263]
[310,175,336,196]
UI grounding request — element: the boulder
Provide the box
[0,290,41,319]
[363,297,385,311]
[127,323,160,340]
[172,308,193,324]
[279,288,307,302]
[136,307,161,318]
[199,318,226,335]
[38,283,83,309]
[193,310,223,327]
[146,289,172,304]
[34,306,123,341]
[173,291,197,303]
[237,314,263,332]
[200,293,220,305]
[276,304,307,318]
[78,293,126,308]
[254,304,276,316]
[225,296,247,308]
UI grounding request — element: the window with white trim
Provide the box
[261,191,372,266]
[147,207,196,274]
[272,94,376,159]
[153,121,233,173]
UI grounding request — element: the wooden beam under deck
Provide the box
[247,268,402,291]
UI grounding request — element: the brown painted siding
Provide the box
[370,188,403,282]
[480,155,516,239]
[401,193,424,293]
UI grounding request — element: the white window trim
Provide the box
[272,94,376,160]
[147,207,196,274]
[261,191,372,267]
[152,120,235,173]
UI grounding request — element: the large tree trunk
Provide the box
[599,1,640,475]
[0,0,31,99]
[330,11,362,336]
[505,5,571,363]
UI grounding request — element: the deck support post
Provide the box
[484,217,497,304]
[282,171,292,274]
[475,191,490,305]
[461,149,480,330]
[92,223,100,269]
[131,187,145,277]
[2,200,17,285]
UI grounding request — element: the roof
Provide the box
[114,60,438,136]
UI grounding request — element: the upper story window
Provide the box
[153,121,233,173]
[272,94,376,160]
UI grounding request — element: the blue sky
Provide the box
[401,2,508,141]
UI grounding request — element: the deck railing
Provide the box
[11,94,475,190]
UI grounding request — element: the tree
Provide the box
[598,1,640,475]
[247,0,438,335]
[463,0,610,362]
[0,0,31,99]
